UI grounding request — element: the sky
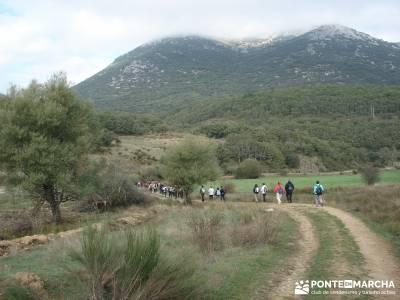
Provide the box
[0,0,399,93]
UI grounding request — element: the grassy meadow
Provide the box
[209,169,400,193]
[0,203,298,299]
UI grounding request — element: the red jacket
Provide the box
[274,184,285,194]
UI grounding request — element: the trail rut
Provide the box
[323,206,400,297]
[256,205,318,299]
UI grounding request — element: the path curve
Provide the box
[323,206,400,295]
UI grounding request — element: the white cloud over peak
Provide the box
[0,0,399,92]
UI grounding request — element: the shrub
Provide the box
[359,165,380,185]
[80,164,147,211]
[71,226,197,300]
[285,153,300,169]
[187,211,224,253]
[231,214,280,247]
[235,159,261,179]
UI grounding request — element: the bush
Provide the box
[79,163,147,211]
[71,227,197,300]
[235,159,261,179]
[187,211,224,253]
[359,165,380,185]
[231,214,280,248]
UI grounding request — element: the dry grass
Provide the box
[92,133,215,174]
[186,210,224,253]
[231,212,281,248]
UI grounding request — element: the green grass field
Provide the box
[209,169,400,193]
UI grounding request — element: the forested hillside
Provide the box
[172,85,400,172]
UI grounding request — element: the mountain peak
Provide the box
[306,24,378,42]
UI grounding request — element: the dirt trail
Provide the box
[323,206,400,295]
[256,204,319,299]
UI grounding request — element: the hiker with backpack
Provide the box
[200,185,206,202]
[260,183,268,202]
[273,182,285,204]
[208,186,215,200]
[220,186,226,201]
[285,180,295,203]
[313,180,325,207]
[253,184,260,202]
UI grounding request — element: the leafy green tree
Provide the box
[0,73,94,223]
[161,139,220,204]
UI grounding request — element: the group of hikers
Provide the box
[199,186,226,202]
[138,180,326,207]
[251,180,325,206]
[137,181,185,199]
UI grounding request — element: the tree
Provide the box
[359,165,380,186]
[161,139,220,204]
[0,73,94,223]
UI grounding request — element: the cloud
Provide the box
[0,0,399,92]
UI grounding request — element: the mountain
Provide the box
[74,25,400,113]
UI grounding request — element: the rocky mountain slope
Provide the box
[74,25,400,113]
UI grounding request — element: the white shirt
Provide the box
[261,185,267,194]
[208,188,215,196]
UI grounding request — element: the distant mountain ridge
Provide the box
[73,25,400,113]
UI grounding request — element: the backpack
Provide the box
[278,187,284,194]
[253,187,259,193]
[315,185,323,195]
[287,184,293,192]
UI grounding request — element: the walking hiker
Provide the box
[313,180,325,207]
[260,183,268,202]
[200,185,206,202]
[285,180,295,203]
[220,186,226,201]
[216,187,221,200]
[208,186,215,200]
[253,184,260,202]
[273,182,285,204]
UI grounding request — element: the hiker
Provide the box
[285,180,295,203]
[313,180,325,207]
[162,186,168,197]
[260,183,268,202]
[253,184,260,202]
[216,187,221,199]
[208,186,215,200]
[220,186,226,201]
[273,182,285,204]
[200,185,206,202]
